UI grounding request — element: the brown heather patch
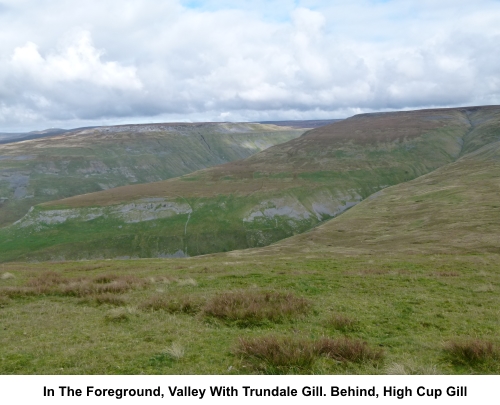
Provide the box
[235,336,317,373]
[444,339,499,365]
[202,290,311,325]
[59,276,144,297]
[26,271,63,288]
[0,272,145,298]
[314,337,384,363]
[235,335,383,373]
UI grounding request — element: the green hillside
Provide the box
[0,122,305,227]
[3,106,499,262]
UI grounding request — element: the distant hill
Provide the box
[3,106,500,262]
[256,119,342,128]
[0,122,305,227]
[0,128,71,144]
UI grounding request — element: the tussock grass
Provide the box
[139,295,202,314]
[104,308,130,322]
[473,284,495,292]
[104,306,138,323]
[177,278,197,286]
[235,335,383,373]
[203,290,310,325]
[444,339,499,366]
[163,343,185,360]
[324,314,358,332]
[385,361,440,375]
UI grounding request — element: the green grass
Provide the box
[0,253,498,374]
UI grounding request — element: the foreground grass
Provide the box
[0,253,499,374]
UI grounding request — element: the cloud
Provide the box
[10,32,141,90]
[0,0,499,130]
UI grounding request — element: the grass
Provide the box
[139,295,202,314]
[324,314,359,332]
[0,253,498,374]
[93,293,127,306]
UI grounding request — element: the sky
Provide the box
[1,0,500,131]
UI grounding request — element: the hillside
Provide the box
[254,136,500,257]
[2,106,499,262]
[0,122,305,227]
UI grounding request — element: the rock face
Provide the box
[0,122,305,226]
[15,199,192,228]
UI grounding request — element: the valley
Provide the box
[0,122,305,227]
[2,106,499,262]
[0,106,499,375]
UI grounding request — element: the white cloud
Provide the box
[0,0,499,131]
[10,32,141,90]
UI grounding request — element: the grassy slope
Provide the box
[264,133,500,257]
[3,106,499,262]
[0,123,304,227]
[0,254,498,374]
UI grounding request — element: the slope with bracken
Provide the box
[1,106,500,262]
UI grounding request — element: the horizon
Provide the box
[4,103,500,135]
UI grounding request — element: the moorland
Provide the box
[0,107,499,374]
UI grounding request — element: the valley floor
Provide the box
[1,252,498,374]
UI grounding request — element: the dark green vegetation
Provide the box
[0,254,498,374]
[5,106,500,261]
[0,122,305,227]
